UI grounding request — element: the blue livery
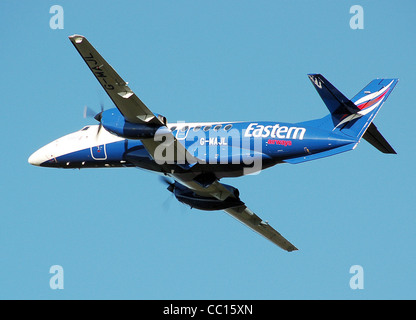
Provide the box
[28,35,398,251]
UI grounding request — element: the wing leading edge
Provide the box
[68,34,160,125]
[224,205,298,252]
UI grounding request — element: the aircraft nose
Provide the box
[28,148,47,166]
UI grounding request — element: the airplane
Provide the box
[28,35,398,252]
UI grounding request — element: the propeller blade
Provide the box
[159,175,172,185]
[82,104,105,139]
[159,176,175,193]
[162,192,174,211]
[83,106,97,119]
[97,122,103,136]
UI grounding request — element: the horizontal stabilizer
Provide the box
[363,122,396,154]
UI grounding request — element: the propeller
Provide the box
[83,104,104,137]
[83,105,97,119]
[159,176,176,210]
[159,176,175,193]
[159,176,191,214]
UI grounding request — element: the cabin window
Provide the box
[224,124,232,131]
[181,126,189,132]
[203,125,211,131]
[170,126,177,132]
[213,125,222,131]
[193,126,201,132]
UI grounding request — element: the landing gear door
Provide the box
[91,144,107,160]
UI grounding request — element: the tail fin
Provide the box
[308,74,398,153]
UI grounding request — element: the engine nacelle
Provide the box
[101,108,163,139]
[172,182,244,211]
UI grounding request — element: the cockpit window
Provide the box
[81,126,90,131]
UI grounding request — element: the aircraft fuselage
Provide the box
[29,111,356,179]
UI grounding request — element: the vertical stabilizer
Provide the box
[308,74,398,153]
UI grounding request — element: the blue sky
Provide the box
[1,0,415,299]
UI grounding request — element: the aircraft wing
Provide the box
[190,180,297,251]
[69,35,200,167]
[224,205,298,252]
[173,174,298,252]
[68,34,161,125]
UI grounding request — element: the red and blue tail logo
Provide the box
[335,79,398,130]
[353,79,395,113]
